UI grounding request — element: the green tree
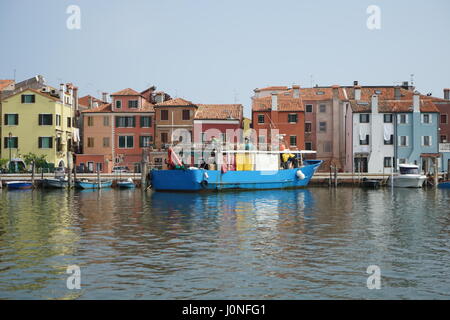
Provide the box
[22,153,48,169]
[0,158,8,170]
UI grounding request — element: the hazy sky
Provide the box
[1,0,450,116]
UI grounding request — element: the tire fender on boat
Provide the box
[296,169,305,180]
[200,180,209,188]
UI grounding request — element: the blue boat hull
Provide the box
[75,180,112,189]
[7,182,33,190]
[116,182,135,188]
[151,160,322,191]
[438,181,450,189]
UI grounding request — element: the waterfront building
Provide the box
[251,86,305,151]
[193,104,243,145]
[0,83,78,169]
[76,87,157,173]
[345,91,440,173]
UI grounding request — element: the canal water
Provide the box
[0,187,449,299]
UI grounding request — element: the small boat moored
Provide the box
[388,164,426,188]
[361,178,381,188]
[116,178,135,188]
[6,181,33,190]
[43,178,69,189]
[75,180,112,189]
[437,181,450,189]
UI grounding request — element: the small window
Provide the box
[258,114,265,124]
[384,157,393,168]
[103,116,110,126]
[4,137,18,148]
[118,136,134,148]
[423,136,431,146]
[161,132,168,143]
[115,116,136,128]
[319,122,327,132]
[140,116,152,128]
[383,114,393,123]
[115,100,122,109]
[128,100,138,108]
[305,142,312,150]
[288,114,298,123]
[21,94,35,103]
[87,137,94,148]
[384,135,394,145]
[422,114,431,124]
[441,114,448,124]
[87,116,94,126]
[289,135,297,147]
[4,114,18,125]
[67,117,72,128]
[360,135,370,145]
[38,137,53,149]
[305,104,313,113]
[440,135,447,143]
[359,114,370,123]
[103,137,110,147]
[399,136,408,147]
[399,114,408,124]
[399,158,407,165]
[161,110,169,121]
[140,136,153,147]
[319,104,326,113]
[38,114,53,125]
[305,122,312,133]
[182,109,190,120]
[316,91,325,95]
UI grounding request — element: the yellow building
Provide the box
[242,117,252,137]
[1,85,77,169]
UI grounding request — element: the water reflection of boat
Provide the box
[152,150,322,192]
[388,164,426,188]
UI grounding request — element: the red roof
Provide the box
[194,104,243,120]
[252,93,304,112]
[78,95,105,107]
[0,80,14,91]
[111,88,141,96]
[350,99,439,113]
[154,97,196,107]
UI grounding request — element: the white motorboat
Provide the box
[388,164,426,188]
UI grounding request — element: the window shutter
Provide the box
[115,116,119,127]
[132,116,136,127]
[4,115,7,125]
[406,136,409,147]
[15,114,18,125]
[429,136,432,146]
[49,137,53,149]
[21,95,25,103]
[38,137,42,148]
[38,114,42,125]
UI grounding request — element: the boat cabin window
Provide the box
[399,167,419,174]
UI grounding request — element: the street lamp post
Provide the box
[8,132,12,173]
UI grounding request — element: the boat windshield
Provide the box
[400,167,419,175]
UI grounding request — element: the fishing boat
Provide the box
[151,149,322,192]
[388,164,426,188]
[116,178,135,188]
[75,179,112,189]
[437,181,450,189]
[43,177,69,189]
[6,181,33,190]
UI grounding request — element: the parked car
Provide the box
[112,166,130,173]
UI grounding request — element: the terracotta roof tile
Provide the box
[194,104,243,120]
[252,93,304,112]
[78,95,105,107]
[82,103,112,113]
[154,97,197,107]
[0,79,14,91]
[111,88,140,96]
[350,99,439,113]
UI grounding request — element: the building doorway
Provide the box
[354,157,368,173]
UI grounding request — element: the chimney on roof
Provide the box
[292,85,300,98]
[371,95,378,114]
[394,86,401,100]
[413,91,420,113]
[444,88,450,100]
[353,81,359,86]
[354,86,361,101]
[59,83,65,104]
[155,92,164,104]
[402,81,409,90]
[271,92,278,111]
[102,92,108,103]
